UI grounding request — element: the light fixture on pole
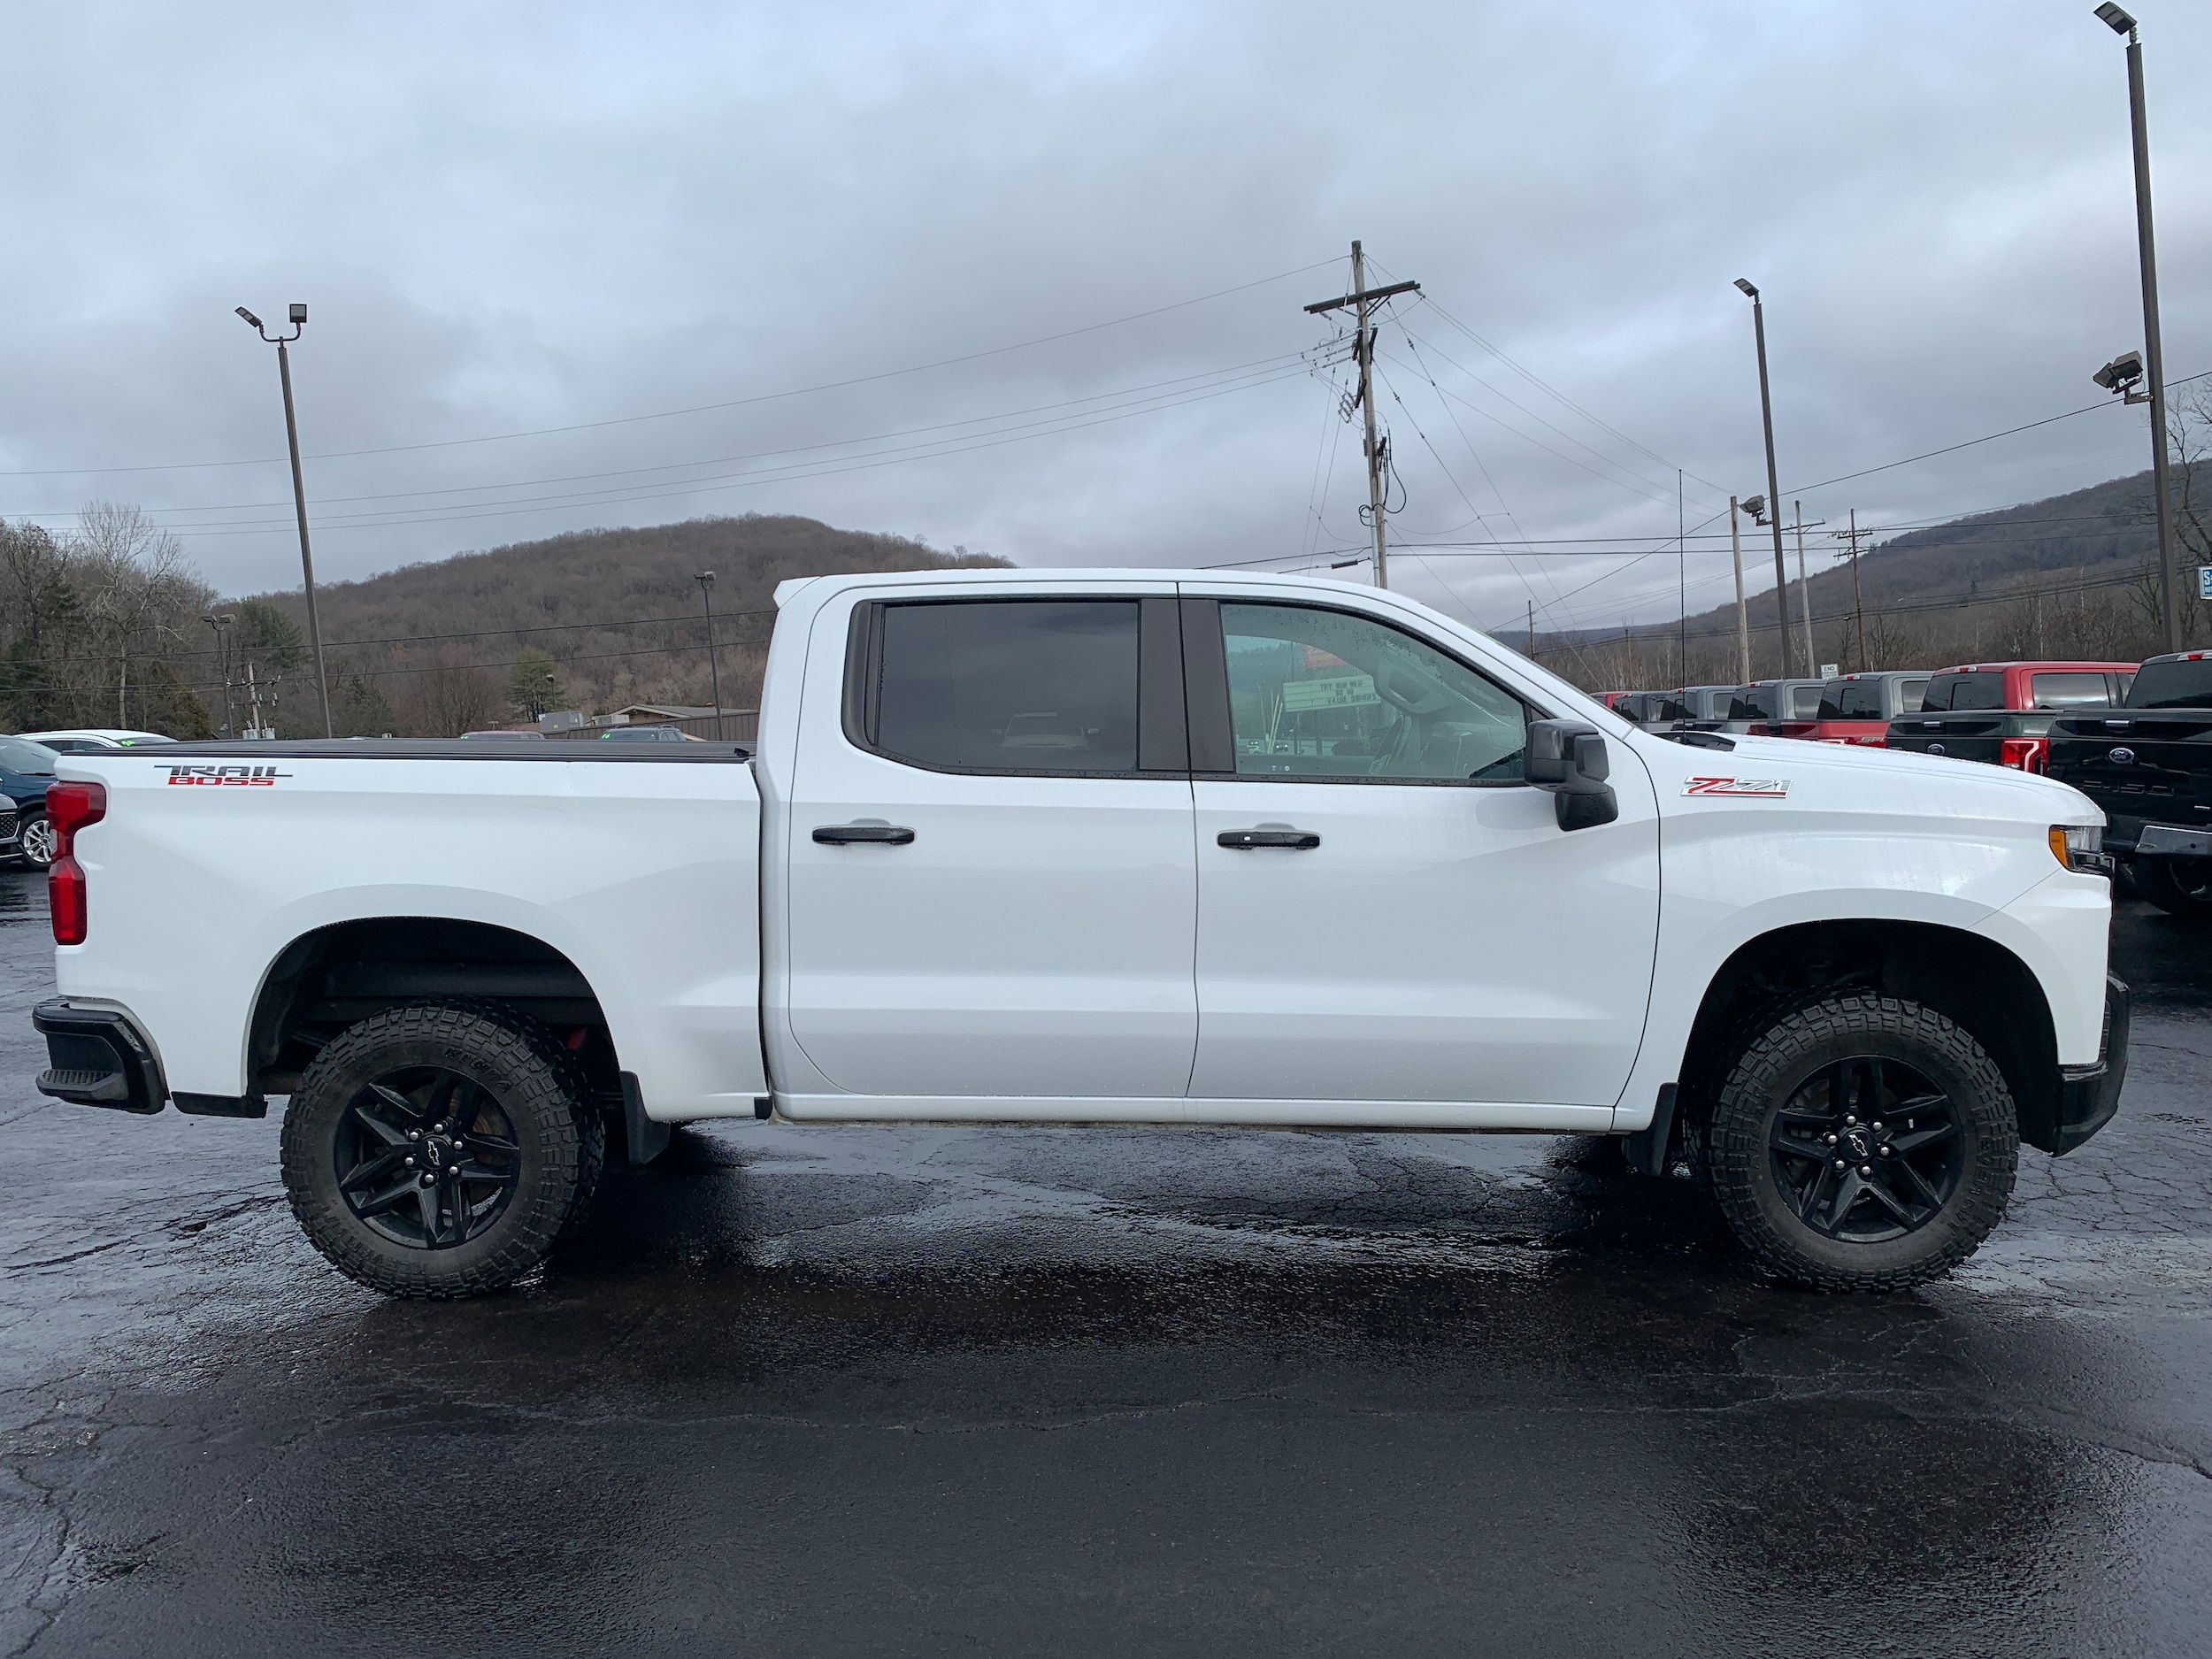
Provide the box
[2092,2,2181,650]
[1734,279,1798,677]
[234,303,334,736]
[695,571,726,741]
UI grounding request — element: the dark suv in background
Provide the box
[0,736,58,870]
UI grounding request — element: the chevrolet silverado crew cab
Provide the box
[33,568,2126,1298]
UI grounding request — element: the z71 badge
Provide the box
[1683,775,1789,798]
[165,765,291,787]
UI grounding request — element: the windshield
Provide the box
[0,738,56,775]
[2125,657,2212,710]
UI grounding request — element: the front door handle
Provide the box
[1217,828,1320,850]
[813,825,917,845]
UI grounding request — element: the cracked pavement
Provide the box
[2,871,2208,1656]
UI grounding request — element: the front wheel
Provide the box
[280,1002,603,1298]
[17,812,54,872]
[2142,857,2212,923]
[1700,994,2017,1290]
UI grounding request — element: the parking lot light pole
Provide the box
[2093,3,2182,651]
[234,303,334,737]
[202,613,235,738]
[1734,280,1797,677]
[695,571,726,741]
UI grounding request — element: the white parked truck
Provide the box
[34,568,2127,1296]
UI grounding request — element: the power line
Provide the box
[0,258,1345,480]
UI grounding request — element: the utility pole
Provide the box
[235,303,334,736]
[1677,470,1687,685]
[203,614,235,738]
[242,661,273,741]
[1734,280,1796,677]
[1843,510,1868,670]
[695,570,726,741]
[1305,242,1418,589]
[2094,4,2181,651]
[1729,496,1751,684]
[1793,501,1816,674]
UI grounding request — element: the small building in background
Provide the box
[539,704,758,741]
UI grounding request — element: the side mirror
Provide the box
[1525,719,1618,831]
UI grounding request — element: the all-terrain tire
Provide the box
[1702,993,2017,1291]
[280,1001,603,1298]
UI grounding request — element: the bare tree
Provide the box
[70,502,214,729]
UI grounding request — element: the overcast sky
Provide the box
[1,0,2206,638]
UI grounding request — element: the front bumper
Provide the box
[33,999,165,1114]
[2047,974,2130,1156]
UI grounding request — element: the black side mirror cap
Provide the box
[1525,718,1619,831]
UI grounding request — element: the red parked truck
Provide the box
[1767,670,1932,746]
[1885,661,2137,772]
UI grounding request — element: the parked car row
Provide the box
[1606,662,2138,771]
[0,730,175,871]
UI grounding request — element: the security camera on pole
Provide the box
[234,303,334,737]
[2091,3,2181,650]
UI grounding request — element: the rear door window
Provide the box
[866,599,1141,773]
[1898,678,1929,714]
[1922,672,2004,711]
[1788,684,1824,718]
[2029,672,2115,710]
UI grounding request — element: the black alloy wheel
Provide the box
[334,1067,522,1249]
[1765,1057,1962,1244]
[1699,993,2017,1290]
[280,1001,603,1298]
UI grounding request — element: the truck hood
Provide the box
[1641,731,2101,826]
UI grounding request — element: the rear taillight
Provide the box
[2000,737,2048,773]
[46,781,106,947]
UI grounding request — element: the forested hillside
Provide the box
[241,514,1007,735]
[1537,458,2211,691]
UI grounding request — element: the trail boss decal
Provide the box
[165,765,291,787]
[1683,775,1789,799]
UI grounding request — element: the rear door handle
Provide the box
[1217,829,1320,850]
[812,825,916,845]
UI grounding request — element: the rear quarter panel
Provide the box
[55,755,764,1118]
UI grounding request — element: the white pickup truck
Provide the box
[33,567,2127,1297]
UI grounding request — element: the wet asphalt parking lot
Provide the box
[2,872,2209,1657]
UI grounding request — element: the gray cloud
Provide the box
[0,0,2204,638]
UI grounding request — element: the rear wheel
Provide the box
[2142,857,2212,923]
[280,1002,603,1298]
[1700,994,2016,1290]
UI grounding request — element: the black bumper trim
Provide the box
[33,999,165,1115]
[2049,974,2129,1156]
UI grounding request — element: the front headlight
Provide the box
[2049,824,2107,872]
